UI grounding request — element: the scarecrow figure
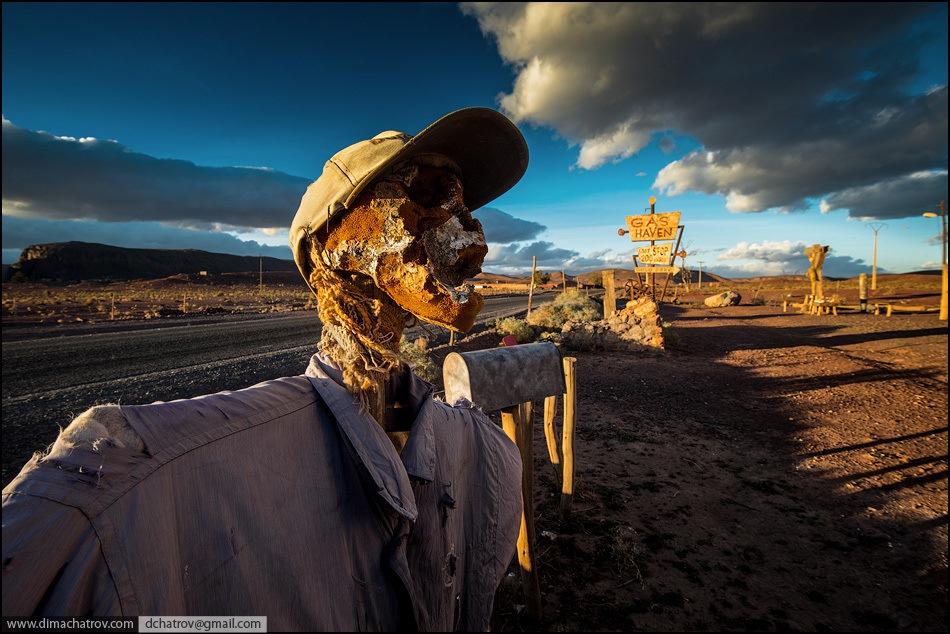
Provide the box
[3,108,529,632]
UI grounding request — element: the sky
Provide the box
[2,2,948,279]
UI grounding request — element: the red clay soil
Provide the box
[2,277,947,631]
[432,296,948,632]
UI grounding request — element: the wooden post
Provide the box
[527,256,537,318]
[110,293,115,321]
[543,394,561,478]
[859,273,868,312]
[560,357,577,521]
[658,225,684,303]
[561,270,566,293]
[939,201,947,322]
[603,270,616,318]
[501,402,542,621]
[648,197,656,296]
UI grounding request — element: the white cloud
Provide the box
[461,3,948,220]
[719,240,808,263]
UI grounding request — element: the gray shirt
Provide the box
[2,354,523,631]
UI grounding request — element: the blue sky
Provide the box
[2,2,947,279]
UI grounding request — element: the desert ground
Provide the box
[2,272,947,632]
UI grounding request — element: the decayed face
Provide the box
[318,164,488,332]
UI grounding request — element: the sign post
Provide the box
[619,197,685,303]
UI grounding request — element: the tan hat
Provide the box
[289,107,528,287]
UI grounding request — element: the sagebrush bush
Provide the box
[399,336,439,383]
[526,290,602,331]
[493,317,535,343]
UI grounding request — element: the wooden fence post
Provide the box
[560,357,577,520]
[543,395,561,479]
[502,402,542,621]
[603,270,616,318]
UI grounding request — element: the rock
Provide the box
[704,291,742,307]
[560,296,665,351]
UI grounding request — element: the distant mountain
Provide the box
[5,242,298,283]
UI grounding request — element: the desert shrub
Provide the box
[527,290,601,331]
[559,330,602,352]
[661,321,681,349]
[399,336,439,383]
[493,317,535,343]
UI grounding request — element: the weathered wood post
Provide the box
[560,356,577,520]
[543,395,561,478]
[603,270,616,318]
[859,273,868,313]
[527,255,537,318]
[501,402,542,621]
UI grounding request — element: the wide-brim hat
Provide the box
[290,107,529,289]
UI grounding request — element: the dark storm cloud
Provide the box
[2,118,311,230]
[484,240,580,274]
[473,207,546,244]
[1,215,293,263]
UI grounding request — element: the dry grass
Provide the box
[2,271,942,326]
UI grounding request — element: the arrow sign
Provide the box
[635,265,681,275]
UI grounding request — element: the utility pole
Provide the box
[866,222,887,291]
[527,255,537,317]
[259,254,263,292]
[697,261,704,289]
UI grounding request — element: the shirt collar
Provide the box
[305,353,438,519]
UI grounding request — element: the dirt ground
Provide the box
[426,288,948,632]
[2,278,947,632]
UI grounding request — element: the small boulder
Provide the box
[704,291,742,307]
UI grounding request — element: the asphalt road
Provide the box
[2,293,552,487]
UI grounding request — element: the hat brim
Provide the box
[343,107,529,212]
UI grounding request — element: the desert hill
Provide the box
[9,242,723,286]
[9,241,938,288]
[6,242,299,283]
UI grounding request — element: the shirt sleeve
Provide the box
[2,486,121,617]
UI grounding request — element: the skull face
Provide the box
[319,165,488,332]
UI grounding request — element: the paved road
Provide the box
[2,293,553,486]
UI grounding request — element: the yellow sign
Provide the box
[637,243,672,265]
[635,265,681,275]
[624,212,681,242]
